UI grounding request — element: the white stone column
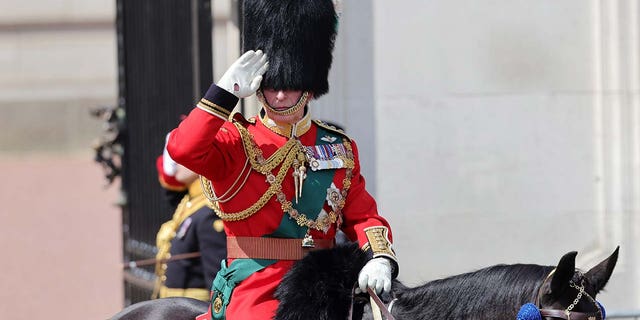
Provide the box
[590,0,640,307]
[314,0,377,195]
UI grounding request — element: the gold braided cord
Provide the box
[278,139,354,230]
[234,122,299,173]
[210,144,298,221]
[271,137,355,232]
[210,123,357,232]
[199,157,251,203]
[278,197,338,231]
[200,177,217,206]
[342,140,354,189]
[206,122,302,221]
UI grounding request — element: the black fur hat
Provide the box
[242,0,337,97]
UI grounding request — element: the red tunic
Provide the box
[167,85,394,319]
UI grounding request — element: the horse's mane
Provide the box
[274,244,557,320]
[392,264,555,319]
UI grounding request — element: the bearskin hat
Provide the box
[242,0,338,98]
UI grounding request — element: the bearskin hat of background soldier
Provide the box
[242,0,338,98]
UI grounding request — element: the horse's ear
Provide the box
[550,251,578,297]
[585,246,619,294]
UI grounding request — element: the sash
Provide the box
[210,258,276,319]
[268,126,339,238]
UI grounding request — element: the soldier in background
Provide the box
[152,138,227,301]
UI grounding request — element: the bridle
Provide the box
[347,287,396,320]
[535,269,604,320]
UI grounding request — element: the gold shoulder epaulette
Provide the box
[312,119,351,141]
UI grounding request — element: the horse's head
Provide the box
[531,247,619,320]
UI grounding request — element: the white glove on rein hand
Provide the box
[357,257,393,295]
[217,50,269,99]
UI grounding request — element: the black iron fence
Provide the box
[115,0,213,305]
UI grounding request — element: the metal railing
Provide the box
[607,310,640,319]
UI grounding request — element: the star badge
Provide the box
[321,135,337,143]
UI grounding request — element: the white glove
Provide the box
[217,50,268,98]
[357,257,393,295]
[163,133,196,184]
[162,133,178,176]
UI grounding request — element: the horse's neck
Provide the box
[417,264,553,302]
[391,264,554,319]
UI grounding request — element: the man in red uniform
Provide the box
[167,0,399,318]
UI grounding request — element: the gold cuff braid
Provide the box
[363,226,397,262]
[197,98,231,118]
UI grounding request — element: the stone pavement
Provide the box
[0,153,123,319]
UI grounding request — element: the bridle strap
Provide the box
[347,287,396,320]
[535,269,603,320]
[539,309,599,320]
[367,287,396,320]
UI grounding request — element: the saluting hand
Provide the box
[217,50,269,99]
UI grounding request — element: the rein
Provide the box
[535,269,604,320]
[347,286,396,320]
[367,287,396,320]
[122,251,202,269]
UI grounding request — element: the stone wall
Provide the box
[372,0,639,310]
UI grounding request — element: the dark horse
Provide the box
[111,244,619,320]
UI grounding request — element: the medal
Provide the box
[302,231,315,248]
[292,141,308,203]
[304,143,349,171]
